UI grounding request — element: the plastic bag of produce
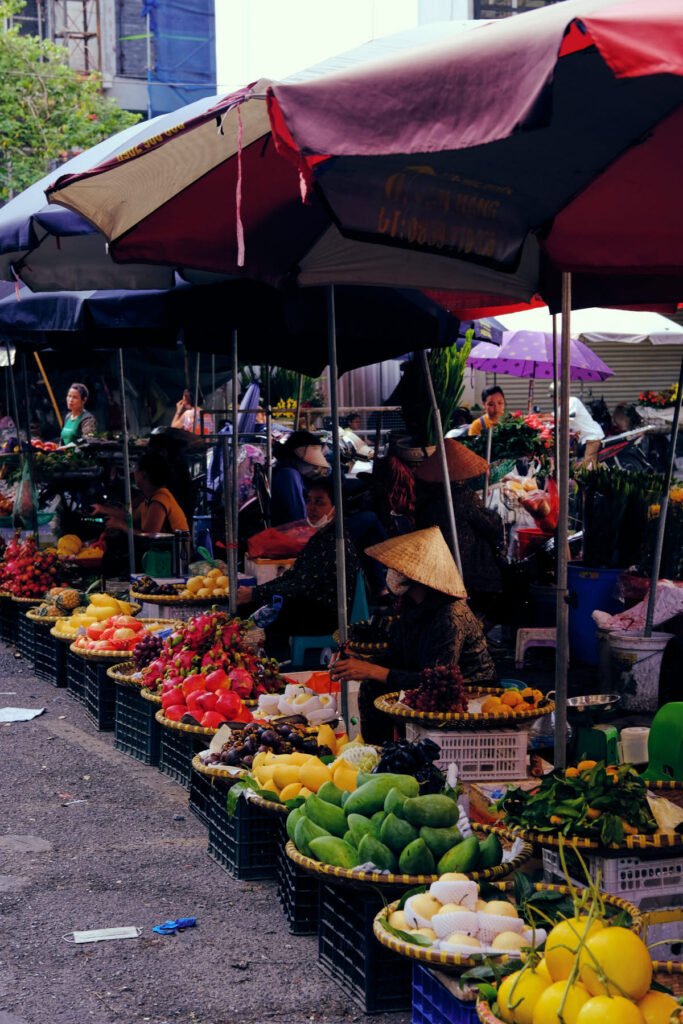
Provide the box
[12,458,39,526]
[247,520,314,559]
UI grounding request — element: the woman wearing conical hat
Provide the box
[330,526,497,742]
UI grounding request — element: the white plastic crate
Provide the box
[641,903,683,963]
[542,846,683,904]
[405,722,528,781]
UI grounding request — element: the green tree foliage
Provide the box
[0,0,141,201]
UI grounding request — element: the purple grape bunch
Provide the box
[133,631,164,670]
[402,664,467,714]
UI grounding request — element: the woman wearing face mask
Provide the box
[330,527,496,742]
[270,430,330,526]
[236,477,359,646]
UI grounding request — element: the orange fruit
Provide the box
[501,690,523,708]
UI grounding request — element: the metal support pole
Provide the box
[373,362,384,463]
[553,273,572,769]
[420,349,464,576]
[118,349,136,579]
[193,352,201,435]
[327,287,349,721]
[222,433,236,615]
[211,354,216,406]
[552,315,559,468]
[19,350,38,535]
[294,373,304,432]
[231,332,240,615]
[5,343,21,443]
[644,354,683,636]
[264,365,272,489]
[483,427,493,505]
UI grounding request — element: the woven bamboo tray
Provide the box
[373,881,643,974]
[105,661,140,685]
[53,615,175,647]
[247,792,289,815]
[191,753,245,783]
[69,642,131,663]
[154,707,216,736]
[375,689,554,725]
[27,608,60,625]
[10,595,44,606]
[497,822,683,852]
[332,616,396,655]
[652,960,683,995]
[285,823,532,888]
[140,687,162,705]
[129,588,230,606]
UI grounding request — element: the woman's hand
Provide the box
[236,586,254,606]
[329,657,389,684]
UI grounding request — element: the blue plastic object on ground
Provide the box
[152,917,197,935]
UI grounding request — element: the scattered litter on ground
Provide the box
[0,707,45,722]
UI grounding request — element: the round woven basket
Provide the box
[373,881,643,974]
[191,753,245,783]
[375,689,554,726]
[10,594,44,606]
[129,588,230,606]
[69,642,131,662]
[26,608,59,625]
[50,625,83,643]
[285,823,532,889]
[154,707,216,736]
[105,661,140,685]
[497,822,683,852]
[332,617,396,656]
[248,792,289,815]
[652,960,683,995]
[56,616,178,650]
[139,687,162,705]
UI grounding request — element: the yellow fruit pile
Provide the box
[179,569,229,600]
[253,726,360,801]
[481,687,544,716]
[52,593,136,638]
[494,919,671,1024]
[57,534,83,557]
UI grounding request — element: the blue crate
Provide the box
[412,964,478,1024]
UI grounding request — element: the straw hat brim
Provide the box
[366,527,467,598]
[414,439,488,483]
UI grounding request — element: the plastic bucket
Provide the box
[517,528,547,559]
[567,564,623,666]
[608,631,673,713]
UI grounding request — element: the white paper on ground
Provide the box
[0,707,46,722]
[70,926,142,943]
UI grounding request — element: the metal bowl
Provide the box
[567,694,620,712]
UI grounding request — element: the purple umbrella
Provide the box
[468,331,613,381]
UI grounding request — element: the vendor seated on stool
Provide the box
[549,383,604,467]
[330,526,497,743]
[236,476,359,654]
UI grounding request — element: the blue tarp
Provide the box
[141,0,217,117]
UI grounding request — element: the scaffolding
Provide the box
[51,0,101,74]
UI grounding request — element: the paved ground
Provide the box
[0,647,409,1024]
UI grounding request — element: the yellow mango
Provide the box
[85,605,116,622]
[253,765,276,786]
[279,783,302,802]
[116,600,133,615]
[272,764,300,791]
[298,760,332,793]
[317,724,337,755]
[335,733,350,750]
[88,593,119,608]
[259,779,279,795]
[288,752,312,766]
[333,764,359,793]
[299,787,312,798]
[252,752,275,770]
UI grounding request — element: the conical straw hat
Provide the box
[365,527,467,598]
[414,439,488,483]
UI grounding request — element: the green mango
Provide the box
[437,835,480,876]
[305,794,347,837]
[419,825,464,860]
[309,836,360,869]
[340,790,351,807]
[379,812,418,853]
[403,795,460,829]
[343,830,357,848]
[384,788,408,819]
[343,774,419,817]
[294,816,329,859]
[371,810,387,828]
[286,805,304,843]
[477,832,503,870]
[318,781,345,807]
[358,834,397,872]
[398,838,436,876]
[347,813,379,846]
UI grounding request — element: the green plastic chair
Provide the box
[641,703,683,782]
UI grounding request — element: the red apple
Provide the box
[204,668,230,692]
[185,690,206,712]
[195,691,219,713]
[164,705,187,721]
[86,623,107,641]
[113,627,138,641]
[200,711,227,729]
[182,674,205,697]
[214,692,242,719]
[161,688,185,710]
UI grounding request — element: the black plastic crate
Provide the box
[84,661,116,731]
[158,726,205,789]
[0,596,17,644]
[189,767,214,827]
[17,611,36,663]
[34,626,67,686]
[318,881,412,1014]
[276,818,319,934]
[66,649,86,703]
[207,790,279,881]
[114,684,161,765]
[412,963,478,1024]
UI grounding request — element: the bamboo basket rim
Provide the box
[50,615,178,645]
[373,881,643,973]
[285,823,532,888]
[247,792,289,815]
[139,687,162,705]
[375,689,554,725]
[191,753,245,782]
[129,588,230,606]
[26,608,60,624]
[68,642,131,662]
[106,660,141,684]
[497,822,683,852]
[154,707,216,736]
[10,594,44,605]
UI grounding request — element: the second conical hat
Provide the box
[365,527,467,598]
[414,439,488,483]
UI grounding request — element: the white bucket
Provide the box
[608,630,673,713]
[619,726,651,765]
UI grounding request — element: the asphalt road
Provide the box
[0,647,410,1024]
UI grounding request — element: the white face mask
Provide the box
[386,568,411,596]
[306,510,334,530]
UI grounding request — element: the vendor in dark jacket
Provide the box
[236,476,359,639]
[330,526,496,741]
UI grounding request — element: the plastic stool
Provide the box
[575,724,619,765]
[641,703,683,782]
[289,573,370,669]
[515,627,557,668]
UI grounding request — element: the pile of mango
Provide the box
[287,773,503,875]
[52,592,137,639]
[252,726,368,800]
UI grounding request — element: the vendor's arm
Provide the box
[330,657,390,684]
[81,412,97,438]
[248,536,319,606]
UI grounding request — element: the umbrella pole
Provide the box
[420,349,464,577]
[552,316,559,468]
[5,343,21,444]
[231,330,240,616]
[222,433,235,615]
[264,365,272,489]
[117,349,136,579]
[553,273,572,770]
[327,286,349,724]
[295,373,304,432]
[211,354,216,407]
[644,354,683,637]
[483,427,493,505]
[527,378,534,415]
[33,352,62,428]
[19,351,39,535]
[193,352,201,434]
